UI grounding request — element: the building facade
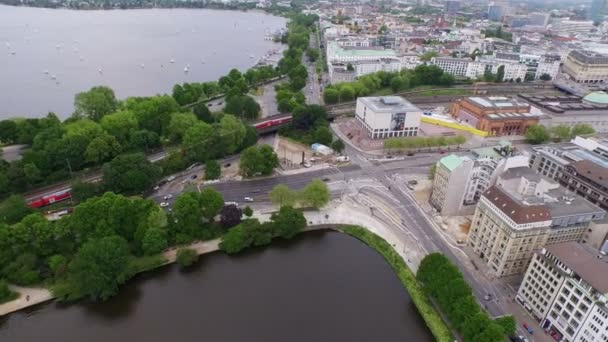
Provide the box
[563,50,608,84]
[467,167,605,277]
[517,242,608,342]
[355,96,422,139]
[450,96,540,136]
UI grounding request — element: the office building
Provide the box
[445,0,461,14]
[525,137,608,212]
[516,242,608,342]
[355,96,422,139]
[449,96,540,136]
[467,167,605,277]
[328,58,402,83]
[563,50,608,84]
[552,20,595,36]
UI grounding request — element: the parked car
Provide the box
[187,163,200,170]
[153,185,160,191]
[406,152,415,156]
[167,175,176,182]
[244,197,254,202]
[163,194,173,200]
[191,174,198,179]
[522,323,533,334]
[160,202,170,207]
[322,177,331,182]
[224,163,231,168]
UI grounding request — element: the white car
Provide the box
[167,176,176,182]
[244,197,254,202]
[160,202,170,207]
[163,194,173,200]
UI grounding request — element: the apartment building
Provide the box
[328,58,402,83]
[430,56,528,81]
[467,167,605,277]
[430,57,471,77]
[552,20,595,36]
[517,242,608,342]
[430,145,527,215]
[563,50,608,84]
[354,96,422,139]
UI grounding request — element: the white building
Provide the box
[551,20,595,36]
[430,56,528,81]
[355,96,422,139]
[517,242,608,342]
[430,57,471,77]
[563,50,608,84]
[328,58,402,84]
[326,42,397,64]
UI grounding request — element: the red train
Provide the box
[28,189,72,208]
[254,115,292,130]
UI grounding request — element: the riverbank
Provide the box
[1,202,451,342]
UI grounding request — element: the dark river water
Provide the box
[0,5,285,119]
[0,231,432,342]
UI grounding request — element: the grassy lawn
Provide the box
[341,226,453,342]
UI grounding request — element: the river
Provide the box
[0,231,432,342]
[0,5,286,119]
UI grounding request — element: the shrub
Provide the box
[176,248,198,267]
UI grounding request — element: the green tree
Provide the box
[299,179,330,208]
[0,279,16,304]
[193,102,215,123]
[323,88,339,104]
[239,146,261,177]
[495,315,516,336]
[219,224,251,254]
[339,85,355,102]
[71,180,101,203]
[48,254,68,278]
[183,122,214,162]
[269,184,297,206]
[270,206,306,239]
[551,124,571,141]
[313,126,333,145]
[0,120,18,144]
[0,195,32,224]
[142,227,168,255]
[74,86,118,122]
[66,235,132,301]
[102,153,161,194]
[205,160,221,180]
[171,192,204,243]
[525,124,550,144]
[259,145,279,175]
[495,65,505,83]
[219,115,246,155]
[85,134,121,164]
[100,110,138,145]
[23,162,41,185]
[199,187,224,221]
[420,51,439,61]
[571,123,595,137]
[243,206,253,217]
[220,204,242,228]
[168,112,199,142]
[539,73,552,81]
[176,248,198,267]
[331,139,345,154]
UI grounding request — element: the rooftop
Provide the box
[357,96,421,113]
[583,91,608,105]
[464,96,531,110]
[569,160,608,189]
[439,154,464,172]
[483,186,551,225]
[545,242,608,294]
[569,50,608,65]
[329,42,397,58]
[519,93,608,115]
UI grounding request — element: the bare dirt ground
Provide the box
[276,136,312,169]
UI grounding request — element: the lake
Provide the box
[0,231,433,342]
[0,5,286,119]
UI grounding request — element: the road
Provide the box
[304,30,322,105]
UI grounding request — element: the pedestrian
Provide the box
[26,295,30,302]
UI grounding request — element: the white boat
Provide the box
[249,54,254,59]
[43,70,49,74]
[79,56,84,61]
[200,59,205,64]
[98,68,103,74]
[140,63,145,68]
[170,58,175,64]
[10,51,16,55]
[184,66,189,73]
[51,75,56,80]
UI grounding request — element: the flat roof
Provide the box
[545,242,608,294]
[466,96,530,110]
[439,154,464,171]
[358,96,421,113]
[330,42,397,58]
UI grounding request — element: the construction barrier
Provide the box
[421,116,489,137]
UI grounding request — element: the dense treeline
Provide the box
[323,65,456,104]
[274,13,318,113]
[0,85,257,198]
[0,187,230,301]
[417,253,516,341]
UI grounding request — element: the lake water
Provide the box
[0,231,433,342]
[0,5,286,119]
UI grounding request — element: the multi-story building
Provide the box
[525,137,608,212]
[467,167,605,277]
[430,146,527,215]
[488,3,506,21]
[430,56,528,81]
[520,93,608,133]
[529,12,550,27]
[430,57,471,77]
[589,0,607,23]
[328,58,402,83]
[445,0,461,14]
[563,50,608,84]
[516,242,608,342]
[326,42,397,64]
[552,20,595,36]
[450,96,540,136]
[354,96,422,139]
